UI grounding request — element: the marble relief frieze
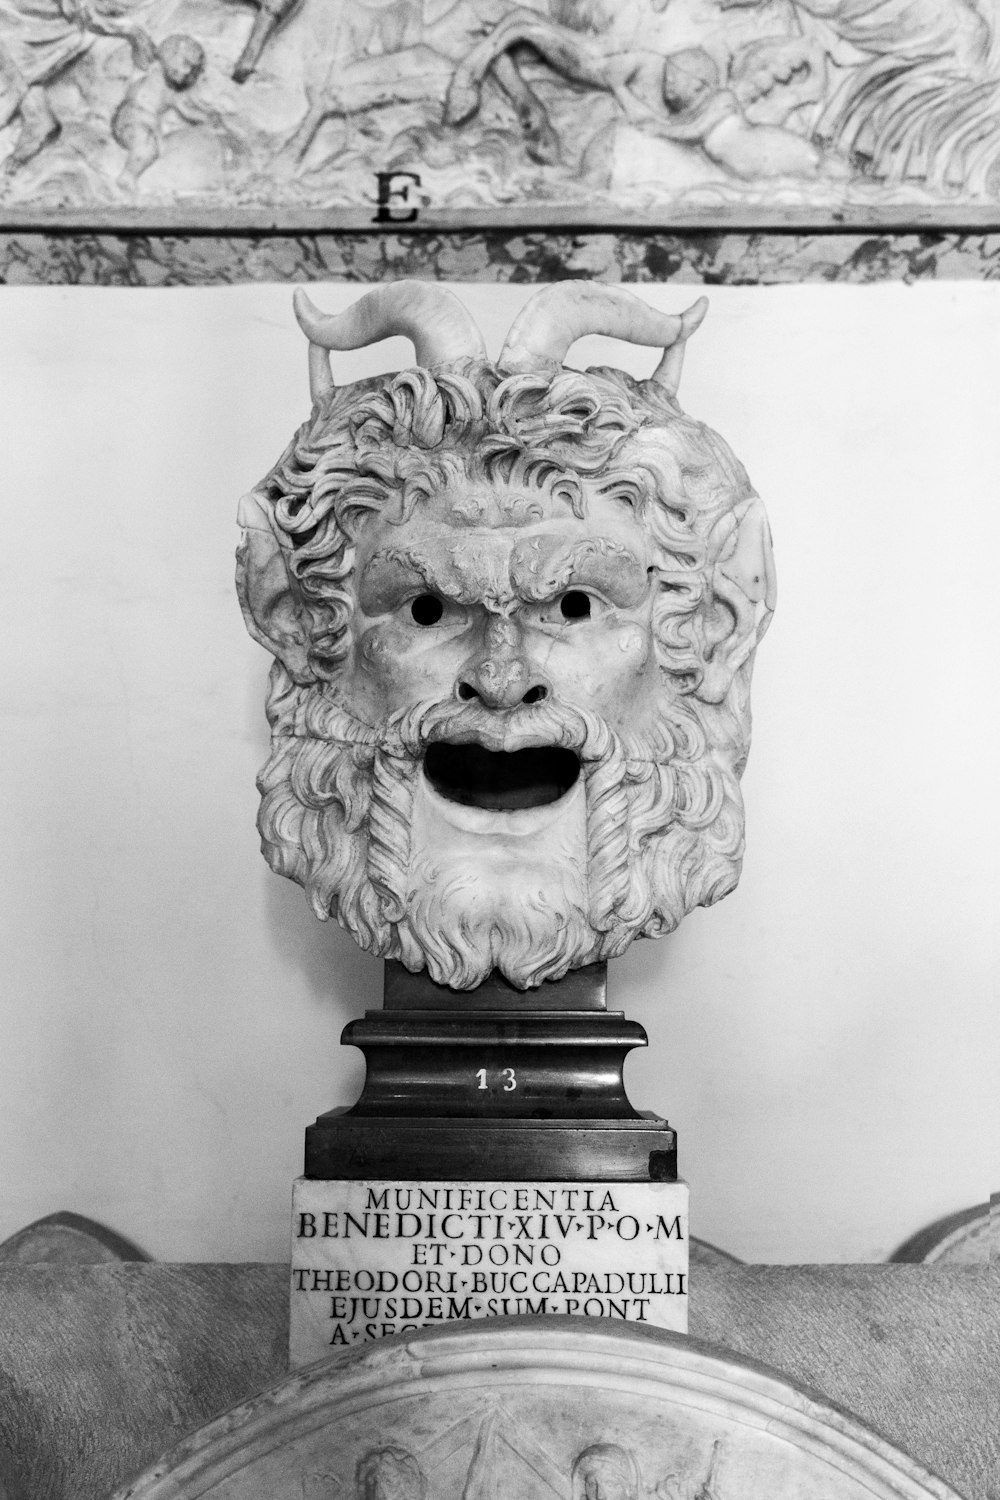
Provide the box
[1,0,1000,228]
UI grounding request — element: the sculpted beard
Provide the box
[257,662,746,990]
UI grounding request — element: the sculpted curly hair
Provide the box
[355,1444,427,1500]
[241,358,762,985]
[258,358,755,701]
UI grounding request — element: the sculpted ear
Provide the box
[696,496,776,704]
[236,491,315,684]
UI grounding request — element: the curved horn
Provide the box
[649,296,708,397]
[498,282,708,396]
[292,283,488,386]
[307,342,335,404]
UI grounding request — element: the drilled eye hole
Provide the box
[411,593,444,626]
[560,590,591,621]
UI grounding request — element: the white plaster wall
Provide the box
[0,281,994,1264]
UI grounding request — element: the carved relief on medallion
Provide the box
[115,1321,962,1499]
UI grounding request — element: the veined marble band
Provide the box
[2,231,998,287]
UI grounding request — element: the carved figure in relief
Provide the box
[726,35,827,129]
[572,1442,640,1499]
[441,0,999,192]
[110,32,245,188]
[0,0,147,170]
[721,0,998,189]
[444,7,666,128]
[654,1438,723,1499]
[230,0,302,83]
[444,8,835,183]
[237,281,774,991]
[1,0,999,211]
[355,1444,428,1499]
[278,0,565,170]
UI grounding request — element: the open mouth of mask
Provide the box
[422,742,582,812]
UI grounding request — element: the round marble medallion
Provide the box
[115,1317,959,1500]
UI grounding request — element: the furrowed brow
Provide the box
[514,537,648,606]
[359,546,450,612]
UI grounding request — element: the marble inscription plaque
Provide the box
[289,1178,688,1369]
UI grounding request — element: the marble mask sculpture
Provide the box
[237,282,775,990]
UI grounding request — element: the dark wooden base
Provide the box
[304,1112,677,1182]
[304,962,677,1183]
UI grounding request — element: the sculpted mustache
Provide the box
[383,696,619,763]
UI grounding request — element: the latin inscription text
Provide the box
[290,1181,688,1354]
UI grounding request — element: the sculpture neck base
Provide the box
[303,961,676,1183]
[382,960,608,1012]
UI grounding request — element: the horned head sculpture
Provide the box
[292,280,708,399]
[237,281,774,990]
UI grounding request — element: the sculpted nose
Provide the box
[457,618,549,709]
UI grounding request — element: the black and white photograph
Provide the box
[0,2,995,1497]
